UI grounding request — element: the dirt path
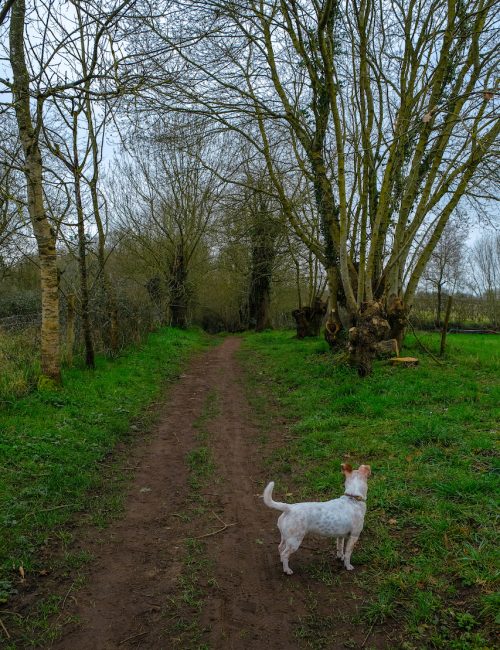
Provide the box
[40,337,392,649]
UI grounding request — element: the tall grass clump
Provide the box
[0,328,40,404]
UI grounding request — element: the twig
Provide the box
[361,622,375,647]
[0,618,10,639]
[407,320,444,365]
[22,504,73,521]
[0,611,23,618]
[118,630,148,645]
[60,582,75,611]
[192,511,236,539]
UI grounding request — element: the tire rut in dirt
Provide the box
[49,344,229,649]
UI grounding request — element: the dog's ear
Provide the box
[341,463,353,474]
[359,464,371,477]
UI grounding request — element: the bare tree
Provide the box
[0,125,27,275]
[423,220,467,327]
[112,127,224,327]
[2,0,137,378]
[468,233,500,326]
[134,0,500,373]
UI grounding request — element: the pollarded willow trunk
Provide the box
[292,297,327,339]
[324,266,344,348]
[348,296,407,376]
[9,0,60,381]
[386,294,408,352]
[348,301,392,377]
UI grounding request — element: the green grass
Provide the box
[0,327,207,605]
[241,330,499,649]
[0,328,40,403]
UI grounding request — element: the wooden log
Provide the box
[389,357,419,367]
[373,338,399,358]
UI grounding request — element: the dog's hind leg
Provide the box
[280,536,303,575]
[343,535,359,571]
[336,537,345,560]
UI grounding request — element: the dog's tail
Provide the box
[263,481,290,512]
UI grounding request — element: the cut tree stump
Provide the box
[373,338,399,359]
[389,357,419,367]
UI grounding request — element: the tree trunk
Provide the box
[348,300,391,376]
[9,0,60,381]
[386,294,408,352]
[73,112,95,369]
[292,297,327,338]
[440,294,453,356]
[169,250,188,328]
[248,248,273,332]
[435,284,442,329]
[324,309,343,348]
[83,72,119,354]
[249,277,272,331]
[247,198,277,332]
[324,267,344,347]
[65,293,75,366]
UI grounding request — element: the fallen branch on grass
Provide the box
[407,320,444,365]
[192,511,236,540]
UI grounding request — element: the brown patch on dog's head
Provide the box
[341,463,353,475]
[358,464,371,477]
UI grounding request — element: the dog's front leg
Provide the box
[336,537,345,560]
[343,535,359,570]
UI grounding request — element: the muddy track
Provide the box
[22,337,393,649]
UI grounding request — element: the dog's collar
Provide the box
[344,493,366,502]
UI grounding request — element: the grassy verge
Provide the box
[0,328,40,403]
[241,330,499,649]
[0,327,207,607]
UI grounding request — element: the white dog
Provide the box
[263,463,371,574]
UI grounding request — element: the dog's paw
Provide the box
[284,568,294,575]
[345,563,354,571]
[336,552,344,560]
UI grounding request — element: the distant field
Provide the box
[242,331,499,649]
[0,327,207,605]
